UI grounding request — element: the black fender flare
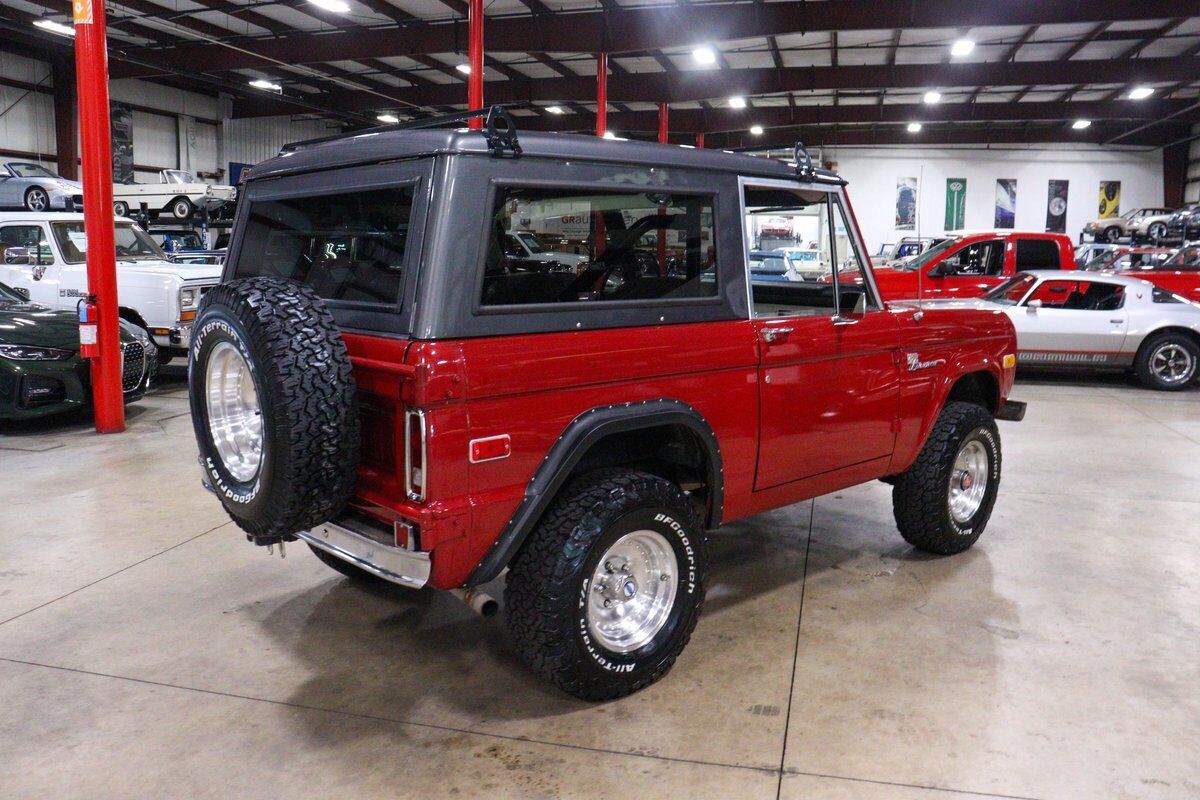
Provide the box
[467,398,723,586]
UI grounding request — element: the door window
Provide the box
[743,186,874,317]
[942,239,1004,276]
[1014,239,1061,269]
[1027,280,1125,311]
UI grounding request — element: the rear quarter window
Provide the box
[233,187,413,307]
[1015,239,1062,270]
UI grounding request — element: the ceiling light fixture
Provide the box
[307,0,350,12]
[33,19,75,37]
[692,46,717,65]
[248,79,282,93]
[950,39,975,57]
[377,114,400,124]
[750,125,764,135]
[545,105,565,114]
[1128,86,1154,100]
[923,90,942,104]
[729,95,747,109]
[456,64,472,75]
[907,122,923,133]
[1072,119,1092,130]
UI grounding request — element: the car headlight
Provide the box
[180,287,200,312]
[0,344,73,361]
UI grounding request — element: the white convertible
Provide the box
[0,212,221,363]
[112,169,236,220]
[933,271,1200,391]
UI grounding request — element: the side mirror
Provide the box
[4,246,30,265]
[11,286,30,301]
[1026,299,1043,311]
[928,261,951,278]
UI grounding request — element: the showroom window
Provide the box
[743,185,873,317]
[478,186,716,307]
[1014,239,1061,270]
[1026,279,1125,311]
[234,186,414,306]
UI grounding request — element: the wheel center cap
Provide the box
[621,579,637,599]
[960,471,972,490]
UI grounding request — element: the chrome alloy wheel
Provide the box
[948,439,989,524]
[26,188,48,212]
[205,341,263,482]
[1150,342,1196,387]
[586,530,678,653]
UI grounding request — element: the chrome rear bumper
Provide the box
[296,518,431,589]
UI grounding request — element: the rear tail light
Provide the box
[404,408,426,502]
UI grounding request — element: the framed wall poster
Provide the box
[895,177,917,230]
[1099,181,1121,218]
[994,179,1016,228]
[1046,179,1069,233]
[944,178,967,230]
[110,102,134,185]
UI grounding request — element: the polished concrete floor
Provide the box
[2,369,1198,799]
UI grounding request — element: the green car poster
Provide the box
[945,178,966,230]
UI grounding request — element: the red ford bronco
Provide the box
[189,110,1025,700]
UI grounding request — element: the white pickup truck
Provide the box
[0,212,221,363]
[112,169,236,221]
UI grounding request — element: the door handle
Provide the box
[832,315,859,326]
[1110,319,1123,324]
[761,326,793,343]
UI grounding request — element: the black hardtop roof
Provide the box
[246,126,845,186]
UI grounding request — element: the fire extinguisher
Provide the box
[77,296,100,359]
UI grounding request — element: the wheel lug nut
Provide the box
[660,574,669,581]
[603,599,612,608]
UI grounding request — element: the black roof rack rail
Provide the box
[793,142,815,178]
[280,106,522,157]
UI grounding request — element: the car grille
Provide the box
[121,342,147,392]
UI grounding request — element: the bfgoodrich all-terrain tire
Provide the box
[505,469,708,701]
[189,277,360,544]
[892,401,1001,555]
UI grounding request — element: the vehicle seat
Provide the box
[1061,291,1089,310]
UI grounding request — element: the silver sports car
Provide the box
[0,162,84,212]
[943,271,1200,390]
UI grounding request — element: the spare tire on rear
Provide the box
[188,277,360,544]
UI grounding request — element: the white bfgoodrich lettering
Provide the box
[654,513,697,594]
[195,319,260,501]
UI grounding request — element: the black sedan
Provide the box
[0,282,157,421]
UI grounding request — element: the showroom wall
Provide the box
[828,145,1166,251]
[0,51,339,186]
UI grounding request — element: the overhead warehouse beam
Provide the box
[107,0,1200,75]
[228,57,1198,118]
[515,99,1200,136]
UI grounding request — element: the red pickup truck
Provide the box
[188,114,1025,700]
[867,231,1076,300]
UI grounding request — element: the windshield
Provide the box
[515,231,548,254]
[982,274,1037,305]
[900,238,958,271]
[1081,251,1122,271]
[50,222,167,264]
[163,170,195,184]
[7,163,58,179]
[0,281,24,303]
[785,250,819,262]
[1164,246,1200,269]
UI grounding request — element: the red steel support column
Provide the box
[595,53,608,137]
[74,0,124,433]
[657,103,669,272]
[695,132,705,148]
[467,0,484,130]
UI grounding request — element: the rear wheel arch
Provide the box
[467,400,723,586]
[1136,326,1200,356]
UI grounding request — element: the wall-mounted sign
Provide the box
[1099,181,1121,218]
[994,179,1017,229]
[895,177,917,231]
[1046,179,1069,233]
[944,178,967,231]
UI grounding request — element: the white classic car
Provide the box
[932,271,1200,391]
[112,169,236,220]
[0,212,221,363]
[503,230,588,269]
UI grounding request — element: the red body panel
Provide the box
[871,232,1075,301]
[342,305,1017,590]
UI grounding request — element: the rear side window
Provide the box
[1015,239,1061,269]
[1027,279,1125,310]
[234,187,413,306]
[480,187,716,307]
